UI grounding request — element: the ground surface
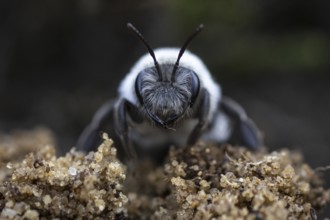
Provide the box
[0,128,329,219]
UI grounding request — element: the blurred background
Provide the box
[0,0,329,215]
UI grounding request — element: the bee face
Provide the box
[135,65,200,128]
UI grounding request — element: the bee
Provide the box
[77,23,263,161]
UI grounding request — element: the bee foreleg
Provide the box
[76,99,116,152]
[77,98,140,159]
[112,98,138,159]
[187,89,210,145]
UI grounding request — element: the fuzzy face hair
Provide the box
[137,64,194,127]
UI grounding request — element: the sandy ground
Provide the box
[0,128,329,219]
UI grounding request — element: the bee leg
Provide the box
[112,98,139,159]
[77,99,116,152]
[187,89,210,145]
[77,98,140,159]
[220,96,263,150]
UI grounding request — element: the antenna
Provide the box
[171,24,204,82]
[127,23,163,81]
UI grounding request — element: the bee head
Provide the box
[135,65,199,128]
[128,23,203,128]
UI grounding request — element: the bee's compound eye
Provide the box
[135,72,144,104]
[190,71,200,106]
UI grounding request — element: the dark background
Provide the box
[0,0,329,216]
